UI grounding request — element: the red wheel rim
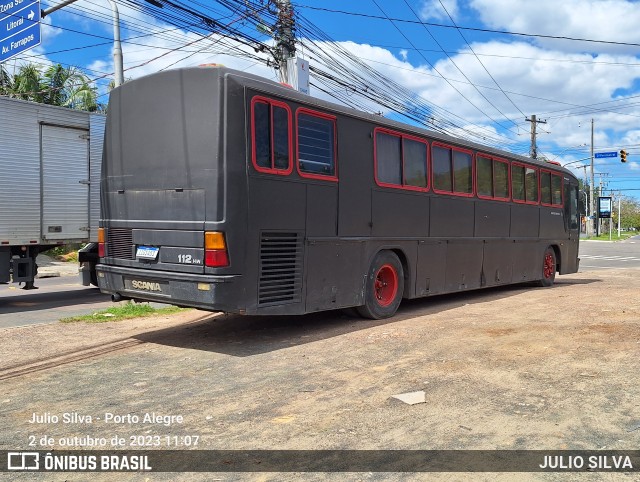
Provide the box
[543,252,554,279]
[374,264,398,307]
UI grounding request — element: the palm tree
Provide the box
[11,63,44,103]
[0,64,12,96]
[1,62,102,111]
[42,64,100,111]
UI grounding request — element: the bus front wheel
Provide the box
[537,247,556,287]
[357,251,404,319]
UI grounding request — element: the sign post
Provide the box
[0,0,41,64]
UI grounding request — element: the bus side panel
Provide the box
[475,202,510,237]
[482,241,514,286]
[371,190,429,237]
[338,118,373,237]
[512,240,542,282]
[415,240,446,296]
[539,209,566,239]
[304,241,364,312]
[430,197,474,237]
[510,205,539,237]
[445,240,483,291]
[306,184,338,237]
[246,177,307,314]
[559,239,579,274]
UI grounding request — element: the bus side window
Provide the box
[251,97,292,175]
[565,184,579,230]
[432,143,472,196]
[512,163,538,204]
[375,129,428,191]
[541,171,552,205]
[512,164,525,201]
[551,174,563,206]
[297,110,338,180]
[525,167,539,203]
[477,154,509,200]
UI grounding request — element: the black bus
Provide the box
[96,65,580,319]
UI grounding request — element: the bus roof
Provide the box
[124,65,577,178]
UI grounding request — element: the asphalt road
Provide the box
[0,277,113,329]
[1,238,639,329]
[578,238,640,271]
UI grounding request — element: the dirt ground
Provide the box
[1,268,639,481]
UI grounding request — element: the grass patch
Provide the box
[60,302,189,323]
[586,231,636,241]
[42,244,83,262]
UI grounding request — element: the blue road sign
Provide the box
[0,0,41,63]
[594,151,618,159]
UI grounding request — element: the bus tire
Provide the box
[537,247,556,287]
[357,251,404,319]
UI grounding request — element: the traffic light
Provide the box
[620,149,627,162]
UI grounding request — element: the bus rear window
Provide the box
[375,129,428,191]
[297,110,337,180]
[251,97,292,175]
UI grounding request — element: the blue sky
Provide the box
[8,0,640,199]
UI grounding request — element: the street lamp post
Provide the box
[42,0,124,87]
[107,0,124,87]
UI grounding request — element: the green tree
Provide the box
[0,64,12,96]
[1,62,102,112]
[613,198,640,231]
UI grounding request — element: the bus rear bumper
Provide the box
[96,264,242,313]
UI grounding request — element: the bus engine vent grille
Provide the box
[258,232,303,306]
[106,228,134,260]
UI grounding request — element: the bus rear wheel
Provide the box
[537,247,556,287]
[357,251,404,319]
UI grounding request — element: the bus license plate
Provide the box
[136,246,159,260]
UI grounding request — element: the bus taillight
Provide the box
[98,228,105,257]
[205,231,229,267]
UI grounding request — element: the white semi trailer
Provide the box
[0,96,104,289]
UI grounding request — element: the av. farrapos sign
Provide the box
[0,0,41,63]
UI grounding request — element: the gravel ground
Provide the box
[1,268,639,481]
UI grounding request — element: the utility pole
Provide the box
[274,0,295,84]
[618,196,622,239]
[526,115,547,159]
[589,118,595,236]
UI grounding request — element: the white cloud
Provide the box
[34,0,640,159]
[420,0,460,22]
[469,0,640,54]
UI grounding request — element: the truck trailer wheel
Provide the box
[357,251,404,319]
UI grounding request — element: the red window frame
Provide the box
[250,96,293,175]
[512,161,539,205]
[374,127,429,192]
[476,153,511,202]
[296,108,338,182]
[540,168,564,208]
[431,142,475,197]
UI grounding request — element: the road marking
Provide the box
[580,255,640,261]
[580,265,632,269]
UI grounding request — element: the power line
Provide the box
[434,0,526,119]
[296,4,640,48]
